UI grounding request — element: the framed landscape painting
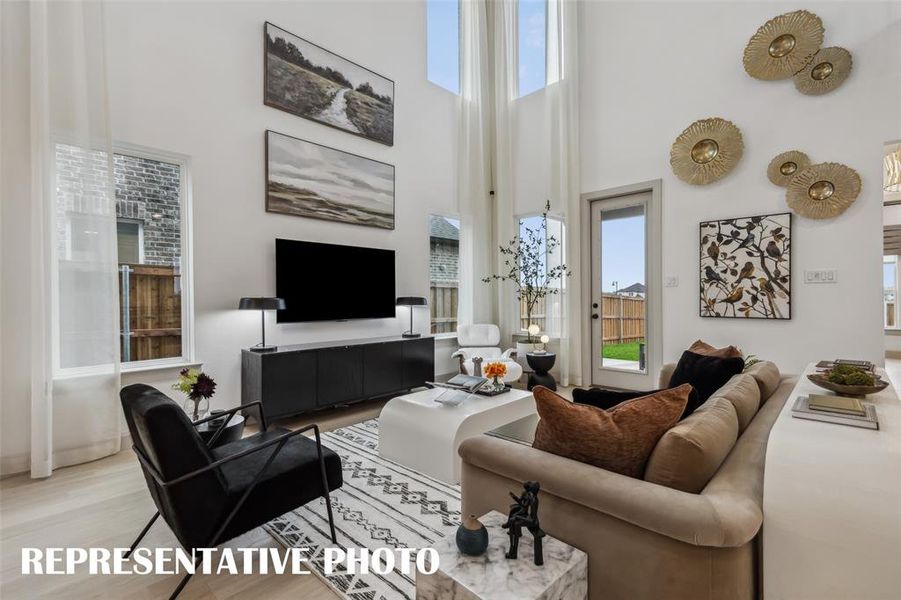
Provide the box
[264,22,394,146]
[699,212,791,319]
[266,130,395,230]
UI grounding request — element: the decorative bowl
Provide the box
[807,373,889,397]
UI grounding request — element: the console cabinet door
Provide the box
[261,351,317,419]
[363,341,404,397]
[317,346,364,407]
[403,338,435,389]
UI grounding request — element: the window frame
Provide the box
[428,212,461,339]
[514,210,565,335]
[115,142,195,372]
[425,0,462,96]
[885,255,899,331]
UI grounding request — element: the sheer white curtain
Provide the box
[29,0,121,477]
[489,0,519,344]
[547,0,582,386]
[457,0,495,326]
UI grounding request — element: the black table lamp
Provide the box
[239,297,285,352]
[396,296,428,338]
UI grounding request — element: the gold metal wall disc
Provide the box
[794,47,852,95]
[671,118,744,185]
[786,162,862,219]
[767,150,811,186]
[743,10,825,81]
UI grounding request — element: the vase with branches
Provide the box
[483,201,570,342]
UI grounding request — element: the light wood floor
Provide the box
[0,399,389,600]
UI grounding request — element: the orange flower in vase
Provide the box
[483,362,507,391]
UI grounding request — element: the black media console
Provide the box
[241,336,435,421]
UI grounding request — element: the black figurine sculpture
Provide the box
[502,481,546,565]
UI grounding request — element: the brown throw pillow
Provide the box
[689,339,742,359]
[532,385,691,478]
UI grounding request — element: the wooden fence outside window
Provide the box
[119,264,182,362]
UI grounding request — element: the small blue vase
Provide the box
[455,514,489,556]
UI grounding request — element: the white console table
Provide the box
[763,363,901,599]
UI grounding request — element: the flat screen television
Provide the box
[275,238,396,323]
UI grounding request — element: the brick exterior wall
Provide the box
[55,143,181,266]
[429,238,459,283]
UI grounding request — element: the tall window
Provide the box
[517,213,564,334]
[429,215,460,334]
[427,0,460,94]
[518,0,547,97]
[885,256,898,329]
[57,143,192,367]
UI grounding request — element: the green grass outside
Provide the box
[602,340,644,362]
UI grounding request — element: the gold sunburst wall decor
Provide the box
[743,10,824,81]
[786,162,861,219]
[670,118,744,185]
[794,46,853,95]
[767,150,811,187]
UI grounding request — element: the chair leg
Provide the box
[168,559,198,600]
[323,491,337,544]
[124,511,160,559]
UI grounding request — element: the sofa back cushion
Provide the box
[572,385,699,414]
[644,398,739,493]
[668,350,745,413]
[532,385,690,478]
[743,361,781,401]
[710,374,760,432]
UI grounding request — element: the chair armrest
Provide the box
[459,435,762,548]
[451,350,464,359]
[134,423,323,489]
[501,348,518,360]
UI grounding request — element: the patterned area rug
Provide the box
[263,420,461,600]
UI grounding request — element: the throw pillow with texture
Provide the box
[688,339,743,359]
[533,384,691,478]
[668,350,744,413]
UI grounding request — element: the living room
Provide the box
[1,1,899,599]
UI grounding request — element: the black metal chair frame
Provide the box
[123,401,337,599]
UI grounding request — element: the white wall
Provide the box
[578,1,900,374]
[106,0,461,411]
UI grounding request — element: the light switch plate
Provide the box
[665,276,679,288]
[804,269,837,284]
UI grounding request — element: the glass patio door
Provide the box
[589,189,658,389]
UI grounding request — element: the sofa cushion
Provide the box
[532,384,690,478]
[710,374,760,432]
[668,350,745,413]
[644,398,739,493]
[688,339,743,359]
[743,361,781,401]
[573,385,700,418]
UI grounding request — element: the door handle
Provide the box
[591,314,599,320]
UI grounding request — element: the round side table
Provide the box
[196,413,245,447]
[526,352,557,391]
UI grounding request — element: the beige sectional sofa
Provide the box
[458,361,793,600]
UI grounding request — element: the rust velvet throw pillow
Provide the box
[532,385,691,478]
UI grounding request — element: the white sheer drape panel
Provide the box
[547,0,582,387]
[30,0,121,477]
[457,0,495,326]
[489,0,519,345]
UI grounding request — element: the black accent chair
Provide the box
[120,384,342,599]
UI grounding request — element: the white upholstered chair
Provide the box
[451,324,523,384]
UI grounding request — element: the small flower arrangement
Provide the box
[173,368,217,421]
[483,362,507,391]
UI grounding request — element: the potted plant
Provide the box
[483,201,570,355]
[173,368,217,421]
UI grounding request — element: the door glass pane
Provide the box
[885,258,896,328]
[600,205,646,372]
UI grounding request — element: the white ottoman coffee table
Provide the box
[379,388,537,483]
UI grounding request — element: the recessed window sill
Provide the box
[433,333,457,342]
[121,359,202,374]
[885,329,901,336]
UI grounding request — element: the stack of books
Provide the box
[792,394,879,430]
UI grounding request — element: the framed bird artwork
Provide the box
[699,212,791,319]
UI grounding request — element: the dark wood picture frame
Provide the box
[699,211,792,320]
[265,130,396,230]
[264,22,395,146]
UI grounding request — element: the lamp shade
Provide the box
[396,296,428,307]
[239,297,285,310]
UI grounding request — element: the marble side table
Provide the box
[416,511,587,600]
